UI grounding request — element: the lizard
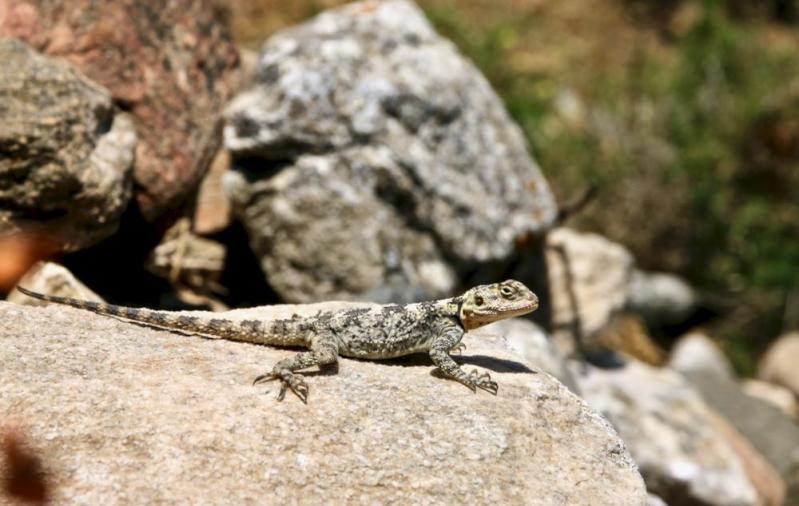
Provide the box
[16,280,539,402]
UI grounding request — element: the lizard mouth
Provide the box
[506,302,538,316]
[471,300,539,320]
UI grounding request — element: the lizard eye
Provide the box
[500,286,513,297]
[474,295,484,306]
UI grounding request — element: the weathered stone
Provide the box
[491,318,577,391]
[224,147,458,303]
[0,301,646,505]
[627,269,698,327]
[223,0,556,303]
[704,409,786,506]
[535,228,634,355]
[572,359,759,506]
[6,261,102,306]
[759,332,799,399]
[742,379,798,419]
[0,39,135,252]
[1,0,239,220]
[670,332,734,379]
[671,333,799,487]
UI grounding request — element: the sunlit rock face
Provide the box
[224,0,556,303]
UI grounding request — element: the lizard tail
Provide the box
[15,286,241,340]
[17,286,143,318]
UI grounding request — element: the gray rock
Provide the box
[0,39,135,252]
[701,408,786,506]
[742,379,798,419]
[670,332,734,379]
[0,301,646,505]
[6,261,103,306]
[671,334,799,486]
[627,270,698,327]
[223,0,556,302]
[572,359,760,506]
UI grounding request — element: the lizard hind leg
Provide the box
[253,338,339,403]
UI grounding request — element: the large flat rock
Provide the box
[0,302,645,504]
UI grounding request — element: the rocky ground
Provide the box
[1,1,798,504]
[0,302,646,504]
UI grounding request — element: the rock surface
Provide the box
[759,332,799,399]
[702,409,786,506]
[537,228,634,354]
[0,39,135,252]
[572,359,760,506]
[670,332,734,378]
[6,261,103,306]
[671,334,799,488]
[626,270,698,327]
[1,0,239,220]
[223,0,556,303]
[492,318,577,392]
[224,148,459,303]
[0,301,646,504]
[742,379,798,419]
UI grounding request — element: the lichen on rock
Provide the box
[0,39,135,252]
[224,0,557,303]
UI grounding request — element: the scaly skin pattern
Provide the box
[17,280,539,402]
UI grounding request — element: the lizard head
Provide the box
[459,279,539,330]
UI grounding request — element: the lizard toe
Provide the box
[252,372,278,385]
[466,369,499,395]
[272,373,309,403]
[476,378,499,395]
[287,375,309,403]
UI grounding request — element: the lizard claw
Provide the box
[450,343,466,355]
[465,369,498,395]
[253,371,309,403]
[282,374,309,404]
[253,372,277,385]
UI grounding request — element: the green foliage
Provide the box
[426,0,799,374]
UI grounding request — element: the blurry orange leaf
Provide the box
[0,234,57,292]
[2,426,49,504]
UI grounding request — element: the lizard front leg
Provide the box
[429,324,498,395]
[253,334,339,403]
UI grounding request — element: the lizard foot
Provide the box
[253,371,309,403]
[464,369,499,395]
